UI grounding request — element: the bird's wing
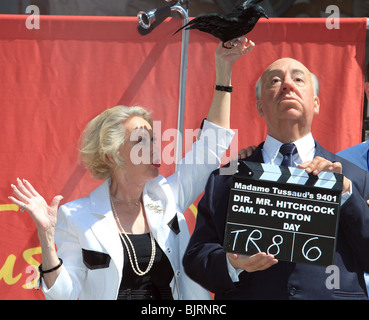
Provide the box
[233,0,263,11]
[173,13,236,37]
[230,0,264,16]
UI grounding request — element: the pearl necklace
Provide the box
[110,195,156,276]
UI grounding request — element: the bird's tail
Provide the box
[172,25,186,36]
[172,19,196,36]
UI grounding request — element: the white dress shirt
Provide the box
[262,133,315,167]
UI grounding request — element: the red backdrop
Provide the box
[0,15,366,299]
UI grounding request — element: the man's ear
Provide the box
[313,96,320,115]
[256,100,264,116]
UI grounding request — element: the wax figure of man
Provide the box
[183,57,369,300]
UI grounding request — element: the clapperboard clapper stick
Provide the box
[223,161,343,266]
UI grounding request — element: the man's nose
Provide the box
[282,75,295,92]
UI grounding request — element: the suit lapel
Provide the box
[244,142,265,163]
[89,181,123,275]
[314,140,335,160]
[143,177,178,253]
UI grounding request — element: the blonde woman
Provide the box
[9,38,254,300]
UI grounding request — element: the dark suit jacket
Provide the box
[183,141,369,299]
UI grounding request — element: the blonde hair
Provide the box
[79,105,152,180]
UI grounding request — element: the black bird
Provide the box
[173,0,268,48]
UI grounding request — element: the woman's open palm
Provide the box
[9,178,63,234]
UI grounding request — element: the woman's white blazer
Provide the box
[42,120,234,300]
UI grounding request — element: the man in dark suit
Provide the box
[183,57,369,299]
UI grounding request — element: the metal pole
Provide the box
[173,4,189,170]
[137,1,190,171]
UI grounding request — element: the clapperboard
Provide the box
[223,161,343,266]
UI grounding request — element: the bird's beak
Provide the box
[263,13,269,19]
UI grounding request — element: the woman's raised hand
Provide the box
[9,178,63,235]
